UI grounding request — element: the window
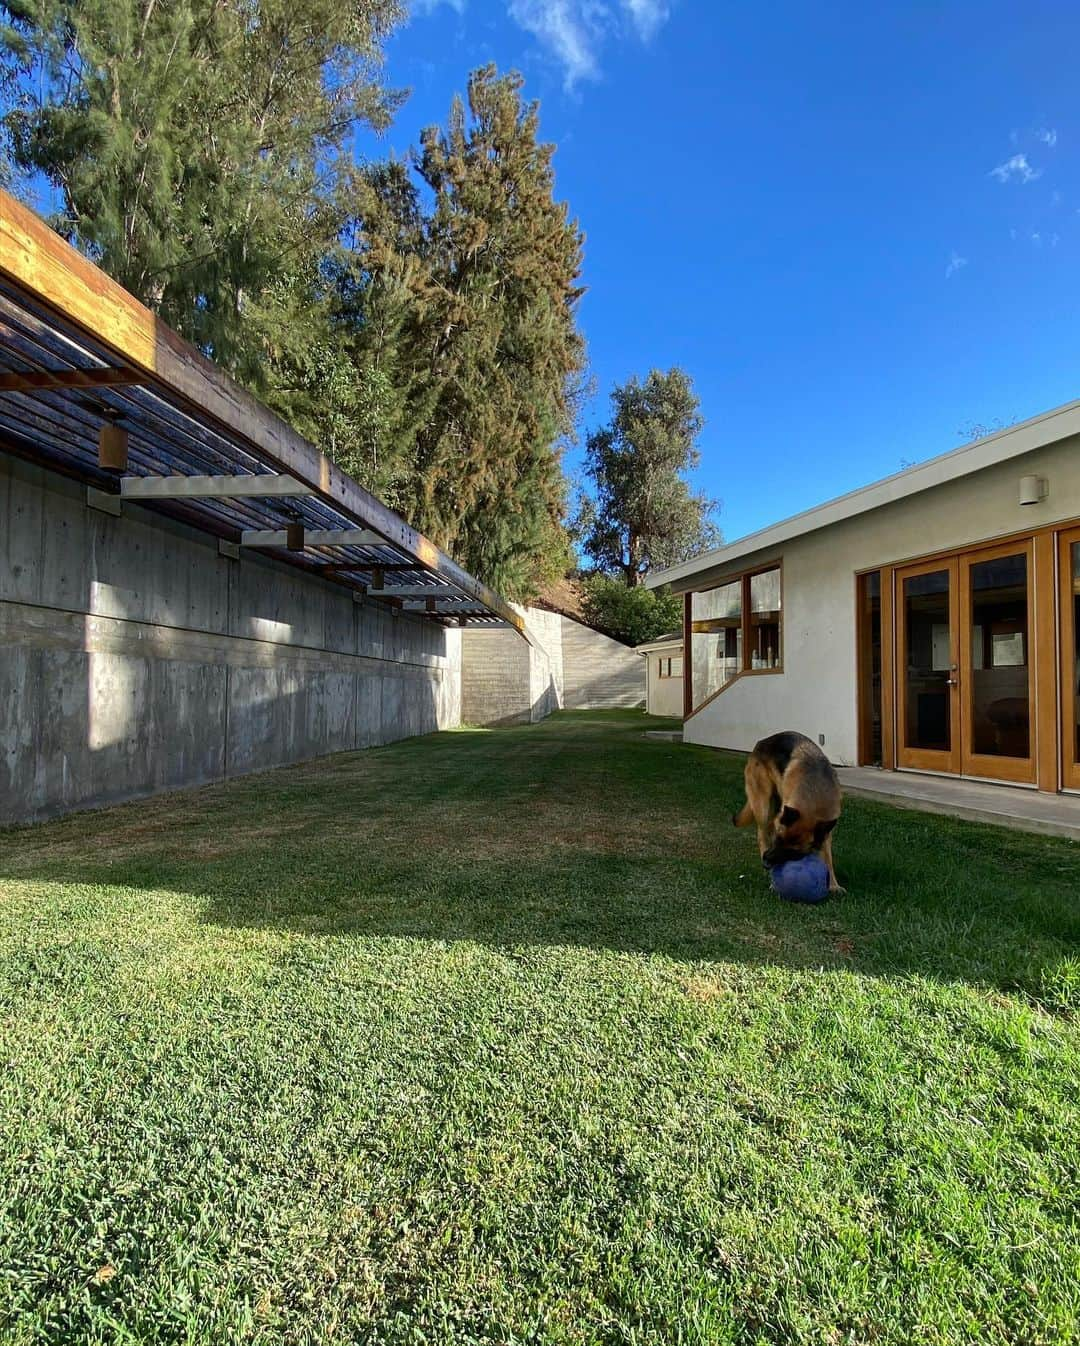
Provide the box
[688,565,782,711]
[657,656,683,679]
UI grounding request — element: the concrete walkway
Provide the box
[839,767,1080,841]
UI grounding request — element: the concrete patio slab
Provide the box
[839,767,1080,842]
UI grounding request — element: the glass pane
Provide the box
[749,569,781,669]
[1070,543,1079,765]
[969,553,1029,759]
[904,569,951,752]
[691,581,742,706]
[859,571,882,765]
[692,581,741,622]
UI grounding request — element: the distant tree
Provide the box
[0,0,405,392]
[579,368,719,585]
[579,574,683,647]
[333,66,586,600]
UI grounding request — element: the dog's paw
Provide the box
[828,884,847,897]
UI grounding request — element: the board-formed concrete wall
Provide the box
[0,454,461,825]
[460,606,643,726]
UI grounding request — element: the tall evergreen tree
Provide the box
[336,66,586,599]
[578,368,720,585]
[0,0,404,391]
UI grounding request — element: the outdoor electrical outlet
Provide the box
[819,733,826,745]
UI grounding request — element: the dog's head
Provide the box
[762,806,837,867]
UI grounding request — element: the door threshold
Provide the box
[896,767,1037,790]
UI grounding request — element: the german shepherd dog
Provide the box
[733,731,843,893]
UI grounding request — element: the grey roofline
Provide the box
[646,394,1080,592]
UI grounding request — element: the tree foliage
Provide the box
[331,67,585,599]
[578,367,719,585]
[0,0,404,388]
[579,574,683,647]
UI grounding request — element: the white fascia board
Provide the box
[647,395,1080,592]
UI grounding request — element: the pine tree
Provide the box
[337,67,585,599]
[579,368,720,585]
[0,0,404,392]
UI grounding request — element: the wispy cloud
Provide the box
[414,1,674,89]
[623,0,670,40]
[1037,127,1058,147]
[945,251,968,279]
[990,153,1041,184]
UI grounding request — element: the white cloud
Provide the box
[1037,127,1058,146]
[623,0,670,40]
[990,153,1041,184]
[945,251,968,279]
[412,0,465,12]
[507,0,673,88]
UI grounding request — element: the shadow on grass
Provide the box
[2,712,1078,1003]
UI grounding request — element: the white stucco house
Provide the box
[646,400,1080,794]
[635,632,684,717]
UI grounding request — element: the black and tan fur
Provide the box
[733,731,843,893]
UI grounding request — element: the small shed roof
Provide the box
[634,632,683,654]
[0,190,530,638]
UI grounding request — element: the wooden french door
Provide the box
[1061,527,1080,791]
[896,542,1037,782]
[897,558,961,773]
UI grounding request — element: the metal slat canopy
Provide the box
[0,189,530,636]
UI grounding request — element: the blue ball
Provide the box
[769,854,830,904]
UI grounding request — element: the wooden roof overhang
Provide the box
[0,190,530,636]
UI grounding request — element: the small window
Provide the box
[657,656,682,679]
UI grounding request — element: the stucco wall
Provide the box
[646,657,684,717]
[0,454,461,825]
[559,615,644,709]
[682,436,1080,762]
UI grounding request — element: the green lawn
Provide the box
[1,710,1078,1345]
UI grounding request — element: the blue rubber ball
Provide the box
[769,854,830,904]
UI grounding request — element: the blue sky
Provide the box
[368,1,1080,543]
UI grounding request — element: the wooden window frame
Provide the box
[685,560,784,720]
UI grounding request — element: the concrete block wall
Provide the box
[558,614,645,710]
[460,605,644,726]
[460,606,561,727]
[0,454,461,825]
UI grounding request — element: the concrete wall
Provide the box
[559,615,645,710]
[460,607,561,727]
[682,436,1080,763]
[461,606,644,726]
[0,454,461,825]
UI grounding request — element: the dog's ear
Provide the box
[779,805,800,827]
[813,818,838,847]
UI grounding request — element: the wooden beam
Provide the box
[240,527,384,548]
[121,473,316,500]
[0,366,142,392]
[400,598,481,610]
[0,188,533,647]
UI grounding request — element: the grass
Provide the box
[0,708,1078,1345]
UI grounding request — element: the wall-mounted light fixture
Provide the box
[1019,474,1048,506]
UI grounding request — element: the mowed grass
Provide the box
[0,711,1078,1345]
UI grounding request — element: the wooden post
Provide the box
[97,423,128,471]
[285,522,305,551]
